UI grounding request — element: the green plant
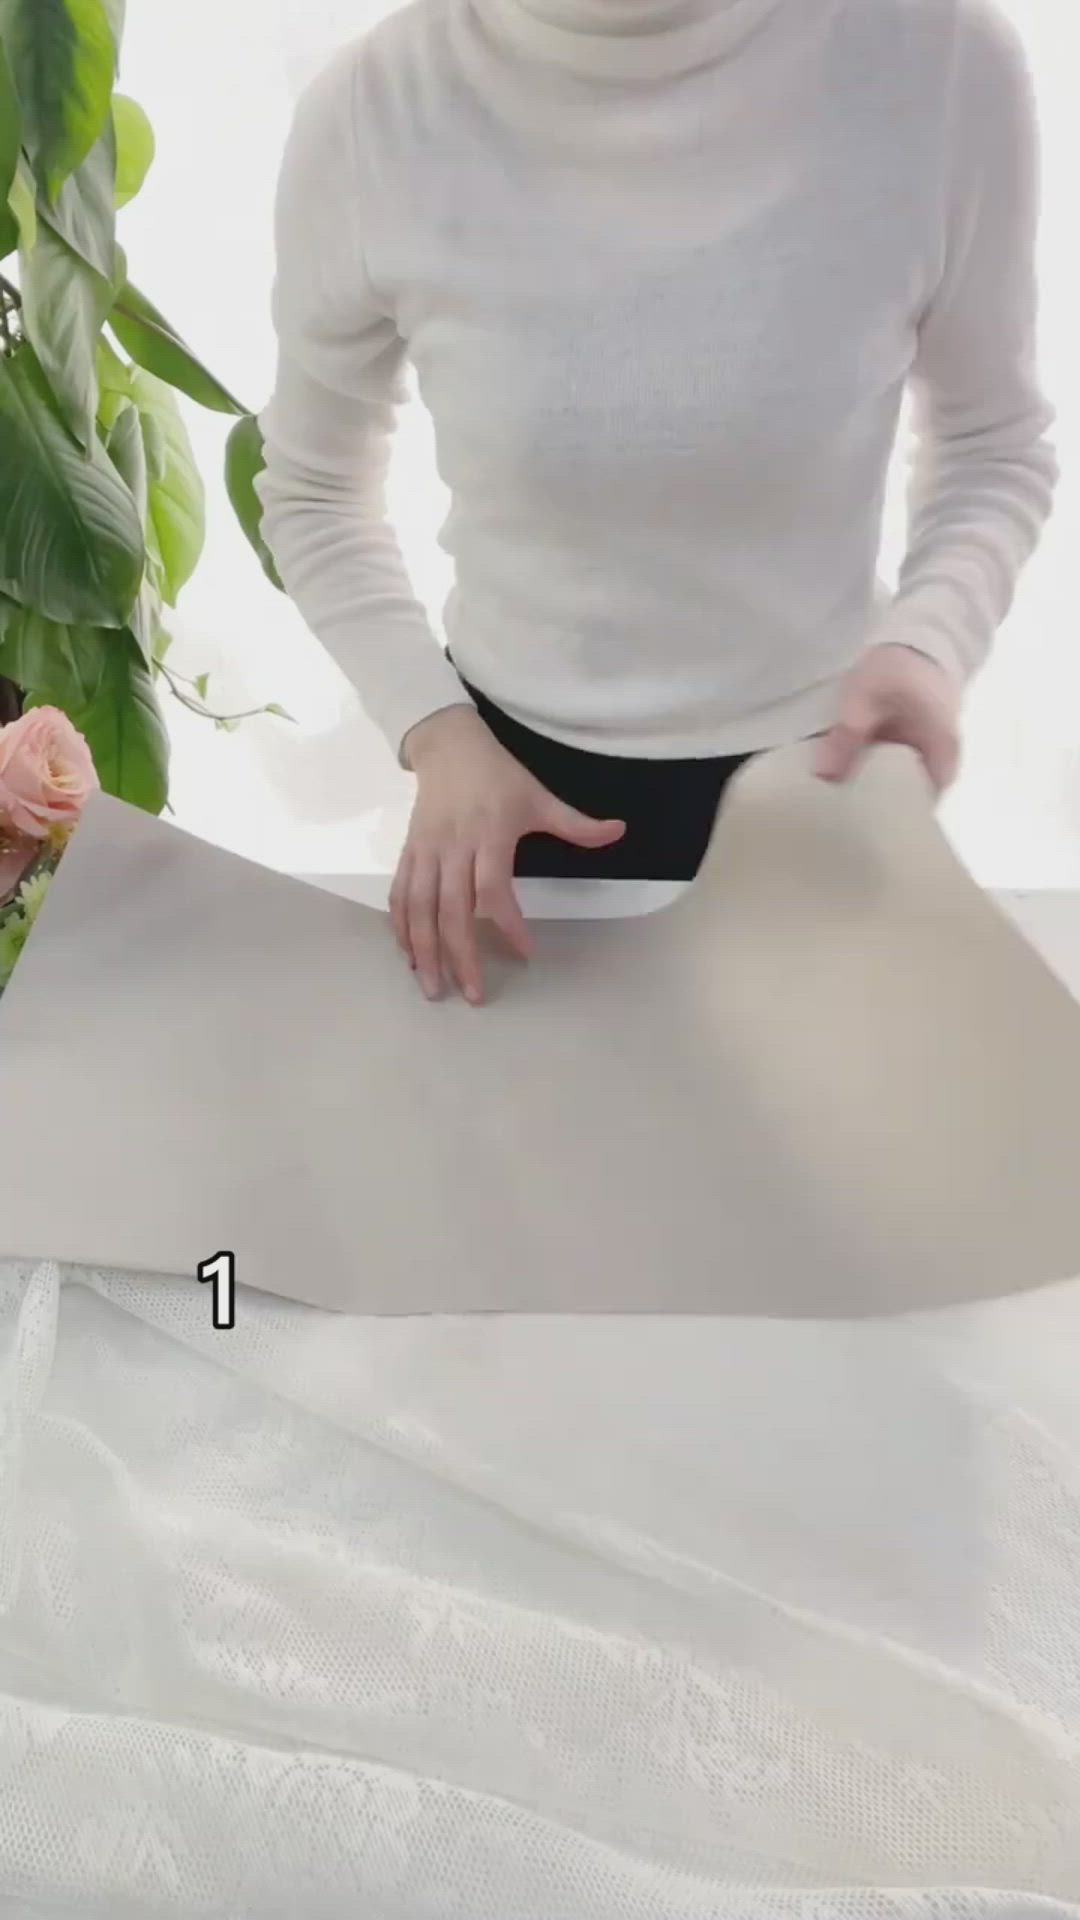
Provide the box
[0,858,53,992]
[0,0,282,812]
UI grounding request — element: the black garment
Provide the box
[457,672,753,882]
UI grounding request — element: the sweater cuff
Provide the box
[349,641,476,769]
[869,587,986,687]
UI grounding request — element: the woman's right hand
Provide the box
[391,705,625,1005]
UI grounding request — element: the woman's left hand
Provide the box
[815,643,962,793]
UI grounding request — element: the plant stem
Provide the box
[161,663,208,692]
[157,660,279,726]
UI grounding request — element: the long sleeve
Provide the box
[874,0,1058,683]
[255,48,472,761]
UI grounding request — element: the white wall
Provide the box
[118,0,1078,883]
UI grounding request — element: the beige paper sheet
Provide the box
[2,740,1079,1317]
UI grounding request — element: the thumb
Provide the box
[540,798,627,849]
[815,699,878,783]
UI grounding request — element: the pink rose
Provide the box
[0,707,99,842]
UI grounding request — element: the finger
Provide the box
[438,850,484,1004]
[918,718,962,794]
[868,703,961,795]
[475,844,533,963]
[815,711,875,783]
[389,856,416,967]
[540,800,626,849]
[407,855,442,999]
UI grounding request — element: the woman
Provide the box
[257,0,1055,1007]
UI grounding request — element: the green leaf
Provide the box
[151,619,172,664]
[95,377,126,433]
[0,603,109,707]
[0,342,144,626]
[97,330,127,390]
[109,278,248,415]
[99,0,123,57]
[0,586,20,648]
[224,413,284,591]
[139,407,166,484]
[104,395,146,520]
[0,0,116,203]
[129,366,205,605]
[111,93,152,207]
[0,44,18,192]
[0,39,18,258]
[39,112,116,282]
[5,156,38,254]
[126,579,158,663]
[193,671,209,700]
[28,628,169,810]
[262,702,295,723]
[18,213,112,446]
[94,327,128,428]
[0,36,19,234]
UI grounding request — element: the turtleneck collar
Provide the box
[466,0,785,81]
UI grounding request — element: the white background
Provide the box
[116,0,1077,884]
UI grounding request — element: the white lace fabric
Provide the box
[1,1256,1079,1917]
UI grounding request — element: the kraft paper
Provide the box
[2,740,1079,1316]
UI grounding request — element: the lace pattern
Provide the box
[1,1257,1079,1917]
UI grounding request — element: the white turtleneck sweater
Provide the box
[256,0,1056,763]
